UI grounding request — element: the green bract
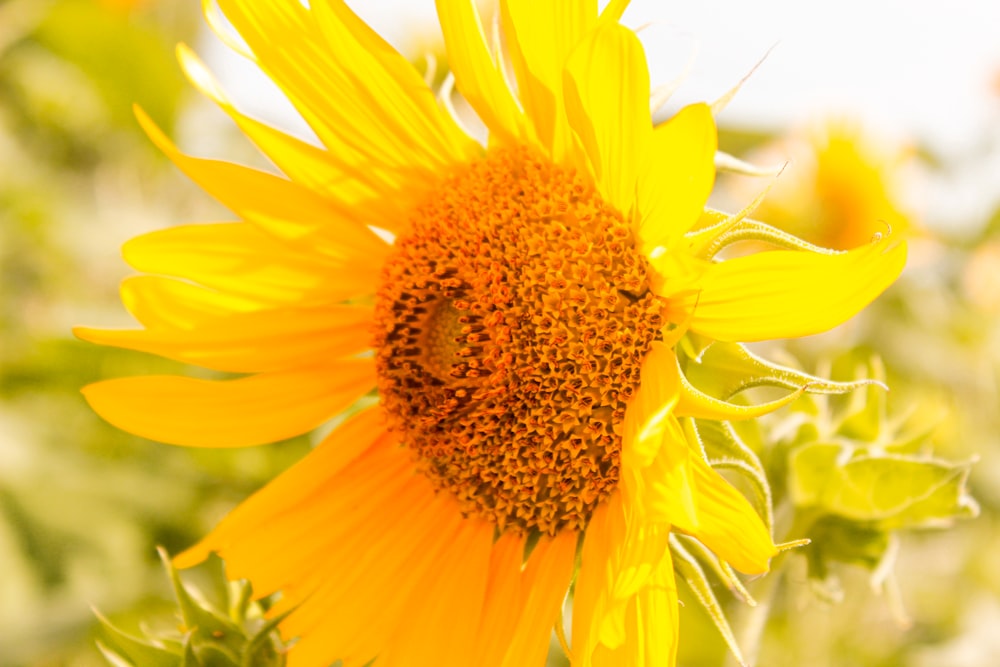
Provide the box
[97,549,288,667]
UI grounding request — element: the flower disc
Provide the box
[374,147,666,534]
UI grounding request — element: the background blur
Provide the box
[1,0,999,665]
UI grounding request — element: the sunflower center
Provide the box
[373,147,665,535]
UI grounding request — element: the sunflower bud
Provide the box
[97,549,288,667]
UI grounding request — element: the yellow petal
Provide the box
[220,435,413,596]
[572,493,672,664]
[685,452,777,575]
[620,343,698,532]
[688,237,907,342]
[500,530,578,667]
[563,22,650,215]
[252,439,426,607]
[176,45,416,231]
[135,108,390,265]
[216,0,475,170]
[500,0,595,159]
[624,422,700,535]
[82,359,375,448]
[122,223,373,308]
[472,532,529,667]
[574,499,632,666]
[174,407,388,568]
[379,518,494,667]
[599,0,631,22]
[622,342,679,468]
[74,304,373,374]
[276,460,470,667]
[637,104,717,253]
[435,0,527,145]
[118,276,260,330]
[590,548,678,667]
[310,0,479,161]
[646,246,712,311]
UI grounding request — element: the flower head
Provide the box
[746,121,916,251]
[77,1,906,665]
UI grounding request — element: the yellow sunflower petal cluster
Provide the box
[77,1,906,666]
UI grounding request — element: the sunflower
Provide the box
[77,1,906,665]
[746,121,915,251]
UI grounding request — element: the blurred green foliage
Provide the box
[0,2,309,665]
[33,0,185,134]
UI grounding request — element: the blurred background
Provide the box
[0,0,998,665]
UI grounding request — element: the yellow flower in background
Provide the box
[748,121,916,251]
[76,1,906,666]
[963,240,1000,314]
[97,0,149,12]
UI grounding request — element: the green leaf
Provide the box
[33,0,185,132]
[803,516,891,579]
[788,443,979,529]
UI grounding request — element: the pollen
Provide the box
[373,147,665,535]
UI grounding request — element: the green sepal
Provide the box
[673,534,756,606]
[95,610,182,667]
[682,182,777,259]
[190,638,241,667]
[677,331,715,363]
[671,535,748,667]
[180,634,199,667]
[241,608,295,667]
[835,357,888,443]
[700,219,840,258]
[96,642,143,667]
[158,548,245,654]
[683,342,886,402]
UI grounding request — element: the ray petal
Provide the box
[135,108,390,265]
[563,22,651,215]
[216,0,475,170]
[74,304,373,374]
[500,0,596,159]
[122,223,375,307]
[82,360,375,448]
[637,103,717,253]
[435,0,527,145]
[688,238,907,342]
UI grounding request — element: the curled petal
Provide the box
[687,237,907,342]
